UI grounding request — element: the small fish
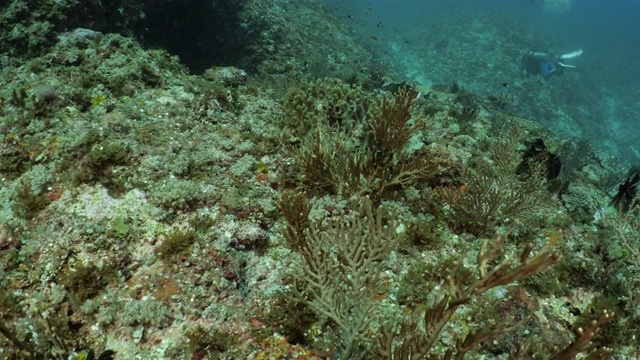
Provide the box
[369,35,378,41]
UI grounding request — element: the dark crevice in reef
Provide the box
[3,0,263,74]
[132,0,262,74]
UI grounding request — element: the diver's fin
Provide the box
[558,62,577,69]
[559,49,583,60]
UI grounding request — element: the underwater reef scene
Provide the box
[2,0,640,358]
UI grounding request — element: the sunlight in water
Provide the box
[543,0,572,14]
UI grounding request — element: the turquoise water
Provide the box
[326,0,640,164]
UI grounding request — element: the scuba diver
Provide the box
[521,49,583,80]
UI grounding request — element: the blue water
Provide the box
[325,0,640,164]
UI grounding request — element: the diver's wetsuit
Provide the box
[521,52,563,79]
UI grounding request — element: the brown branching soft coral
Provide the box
[434,122,557,235]
[278,195,613,359]
[372,226,560,359]
[281,196,399,359]
[287,80,443,200]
